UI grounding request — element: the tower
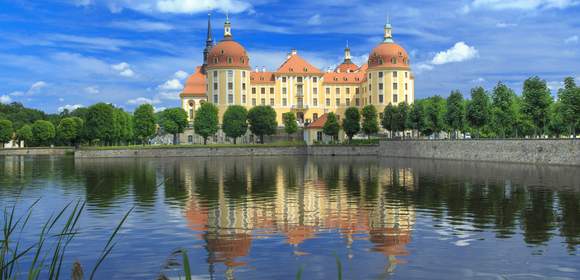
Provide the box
[384,17,393,43]
[224,12,232,39]
[344,41,352,64]
[202,13,214,74]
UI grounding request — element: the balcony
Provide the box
[291,104,309,110]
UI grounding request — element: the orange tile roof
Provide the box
[250,71,275,84]
[307,113,328,129]
[277,53,321,74]
[323,72,365,84]
[181,66,206,97]
[335,62,359,73]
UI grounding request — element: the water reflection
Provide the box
[1,156,579,279]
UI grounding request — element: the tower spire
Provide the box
[202,12,213,74]
[224,11,232,39]
[344,41,352,63]
[384,16,394,43]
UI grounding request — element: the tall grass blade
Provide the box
[182,249,192,280]
[295,265,304,280]
[335,254,343,280]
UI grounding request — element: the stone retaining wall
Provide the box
[379,139,580,166]
[0,148,74,156]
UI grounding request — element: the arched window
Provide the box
[227,57,232,64]
[213,57,218,64]
[391,57,397,64]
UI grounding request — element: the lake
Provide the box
[1,155,579,279]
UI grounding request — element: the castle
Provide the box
[180,15,415,126]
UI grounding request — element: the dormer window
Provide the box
[391,57,397,64]
[304,68,308,72]
[241,58,245,63]
[213,57,218,64]
[343,77,348,81]
[289,68,294,72]
[227,57,233,64]
[221,50,224,55]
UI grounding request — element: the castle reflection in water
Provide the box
[182,158,416,276]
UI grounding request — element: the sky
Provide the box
[0,0,579,113]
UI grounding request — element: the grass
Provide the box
[0,199,132,280]
[81,141,308,150]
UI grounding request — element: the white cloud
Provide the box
[415,63,434,73]
[564,35,579,44]
[58,104,84,112]
[432,42,479,65]
[154,106,167,113]
[547,81,564,91]
[156,0,252,13]
[109,20,174,32]
[472,77,486,83]
[0,95,12,104]
[127,97,160,105]
[157,91,181,100]
[496,22,517,28]
[307,14,322,26]
[47,34,130,52]
[84,86,100,94]
[158,79,183,91]
[111,62,136,77]
[470,0,579,10]
[29,81,47,92]
[59,98,65,102]
[173,70,188,80]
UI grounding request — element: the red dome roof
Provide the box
[368,42,410,70]
[181,66,206,97]
[335,62,359,73]
[207,40,250,69]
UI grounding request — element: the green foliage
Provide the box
[85,103,115,145]
[16,125,33,147]
[466,87,490,137]
[491,82,518,138]
[393,102,410,137]
[381,104,395,133]
[445,90,465,137]
[223,105,249,144]
[409,102,426,136]
[194,102,219,144]
[32,120,55,146]
[159,108,189,144]
[133,104,156,144]
[361,105,379,138]
[0,102,46,129]
[342,107,360,141]
[0,119,13,147]
[558,77,580,137]
[547,101,567,137]
[247,106,277,144]
[323,112,340,140]
[57,117,84,146]
[282,112,298,138]
[423,95,446,136]
[521,76,553,136]
[112,108,133,145]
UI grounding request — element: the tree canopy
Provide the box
[467,87,490,137]
[57,117,84,146]
[323,112,340,141]
[247,106,277,144]
[133,104,156,145]
[194,102,219,144]
[223,105,248,144]
[32,120,55,146]
[342,107,360,141]
[0,119,13,147]
[159,108,189,144]
[521,76,552,136]
[361,105,379,138]
[445,90,465,138]
[282,112,298,140]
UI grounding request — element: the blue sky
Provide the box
[0,0,579,113]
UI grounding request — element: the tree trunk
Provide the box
[233,137,237,144]
[260,135,264,144]
[204,137,207,145]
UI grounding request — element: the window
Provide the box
[282,98,287,106]
[242,95,247,103]
[369,84,372,91]
[213,71,218,78]
[379,95,384,103]
[282,87,287,95]
[213,83,218,90]
[379,83,384,90]
[336,98,340,106]
[282,77,287,83]
[313,88,318,95]
[213,95,218,103]
[346,88,350,95]
[297,85,303,96]
[270,98,275,106]
[335,88,340,95]
[313,77,318,83]
[228,70,233,79]
[313,98,318,106]
[391,57,397,64]
[261,88,265,95]
[317,131,323,141]
[356,88,360,95]
[326,87,330,95]
[242,83,246,91]
[355,98,360,106]
[346,98,350,106]
[228,82,233,90]
[393,83,398,90]
[393,71,398,78]
[261,98,266,105]
[379,71,384,78]
[242,71,246,78]
[252,98,256,106]
[252,87,256,94]
[188,135,193,143]
[297,77,303,83]
[228,94,233,104]
[405,83,408,90]
[227,57,232,64]
[313,113,319,120]
[405,72,408,78]
[270,87,274,94]
[405,95,408,103]
[213,58,218,64]
[189,109,193,119]
[368,73,372,79]
[393,94,398,103]
[326,98,330,106]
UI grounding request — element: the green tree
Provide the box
[16,125,33,147]
[133,104,156,145]
[194,102,219,145]
[223,105,248,144]
[32,120,56,146]
[247,106,277,144]
[424,96,446,137]
[57,117,84,147]
[281,112,298,141]
[0,119,13,148]
[409,102,425,138]
[466,87,490,138]
[558,77,580,138]
[547,101,567,137]
[381,104,396,137]
[160,108,189,145]
[342,107,360,142]
[112,108,133,145]
[521,76,553,137]
[445,90,465,139]
[491,82,517,138]
[394,103,410,139]
[361,105,379,139]
[323,112,340,141]
[85,103,115,145]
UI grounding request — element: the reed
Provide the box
[0,200,131,280]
